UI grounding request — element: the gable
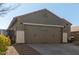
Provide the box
[18,9,71,25]
[8,9,71,29]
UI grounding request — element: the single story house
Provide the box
[71,26,79,42]
[8,9,72,44]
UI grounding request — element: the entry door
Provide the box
[63,33,67,43]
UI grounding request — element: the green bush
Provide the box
[0,34,11,53]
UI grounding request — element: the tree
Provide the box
[0,3,20,16]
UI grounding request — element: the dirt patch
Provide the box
[13,44,40,55]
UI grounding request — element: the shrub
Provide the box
[0,34,11,53]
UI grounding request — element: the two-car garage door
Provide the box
[24,25,62,43]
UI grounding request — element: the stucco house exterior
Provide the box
[8,9,72,44]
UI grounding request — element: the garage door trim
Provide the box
[23,23,64,28]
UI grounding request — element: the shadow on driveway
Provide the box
[13,44,41,55]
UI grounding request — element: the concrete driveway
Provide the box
[28,44,79,55]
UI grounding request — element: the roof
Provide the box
[61,18,72,25]
[8,17,17,29]
[71,26,79,32]
[8,9,72,29]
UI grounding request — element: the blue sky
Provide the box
[0,3,79,29]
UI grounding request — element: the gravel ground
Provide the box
[6,44,40,55]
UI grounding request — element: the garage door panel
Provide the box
[25,26,61,43]
[25,26,41,43]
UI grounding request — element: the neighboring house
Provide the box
[8,9,72,44]
[71,26,79,42]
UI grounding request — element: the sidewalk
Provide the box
[6,46,19,55]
